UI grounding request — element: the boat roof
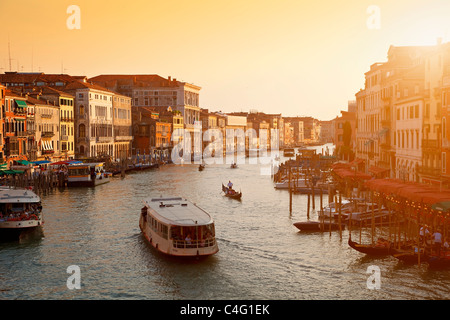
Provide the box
[68,162,104,168]
[144,196,214,226]
[0,186,41,203]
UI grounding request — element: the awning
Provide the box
[32,160,51,165]
[369,166,389,175]
[15,100,28,108]
[0,169,24,175]
[42,140,53,151]
[17,160,32,166]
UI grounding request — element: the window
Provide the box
[443,117,447,140]
[415,105,419,118]
[443,152,447,174]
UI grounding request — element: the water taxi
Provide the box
[139,196,219,257]
[0,186,43,241]
[67,162,110,187]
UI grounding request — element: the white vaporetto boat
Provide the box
[67,162,110,187]
[0,186,43,240]
[139,196,219,257]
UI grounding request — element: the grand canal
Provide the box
[0,145,449,300]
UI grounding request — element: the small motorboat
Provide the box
[293,220,344,232]
[348,237,392,256]
[222,184,242,200]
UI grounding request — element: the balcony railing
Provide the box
[42,131,55,138]
[422,139,439,149]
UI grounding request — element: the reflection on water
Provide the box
[0,145,449,299]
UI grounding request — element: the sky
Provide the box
[1,0,450,120]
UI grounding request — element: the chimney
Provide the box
[168,76,171,81]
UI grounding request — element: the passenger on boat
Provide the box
[185,234,192,244]
[433,230,443,256]
[227,180,233,188]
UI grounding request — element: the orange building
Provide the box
[4,90,28,166]
[0,85,5,162]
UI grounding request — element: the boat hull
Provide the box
[293,220,344,231]
[348,239,391,255]
[67,177,110,187]
[0,220,44,241]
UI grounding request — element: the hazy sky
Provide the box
[1,0,450,120]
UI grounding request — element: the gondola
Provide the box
[427,254,450,269]
[293,220,344,232]
[348,237,391,255]
[391,247,428,264]
[222,184,242,200]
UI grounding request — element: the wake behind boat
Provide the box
[139,196,219,257]
[0,186,44,241]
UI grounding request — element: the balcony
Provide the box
[417,165,441,177]
[61,117,74,122]
[17,131,28,137]
[422,139,439,149]
[61,135,69,141]
[42,131,55,138]
[114,135,133,141]
[96,136,113,143]
[41,114,53,119]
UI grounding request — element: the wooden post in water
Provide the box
[417,205,421,266]
[320,188,324,231]
[338,193,342,240]
[307,194,310,220]
[289,163,292,215]
[371,191,375,245]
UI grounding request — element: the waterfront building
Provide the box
[25,95,60,161]
[112,93,132,160]
[88,74,202,153]
[0,85,5,162]
[441,44,450,187]
[31,87,76,160]
[282,117,305,146]
[63,80,114,159]
[391,64,425,182]
[333,102,357,162]
[4,90,28,165]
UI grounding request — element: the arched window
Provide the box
[79,124,86,138]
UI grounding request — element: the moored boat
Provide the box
[0,186,44,241]
[293,220,344,232]
[348,237,392,255]
[426,253,450,269]
[199,164,205,171]
[67,162,110,187]
[139,196,219,257]
[391,247,428,264]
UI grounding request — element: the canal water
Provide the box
[0,145,449,300]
